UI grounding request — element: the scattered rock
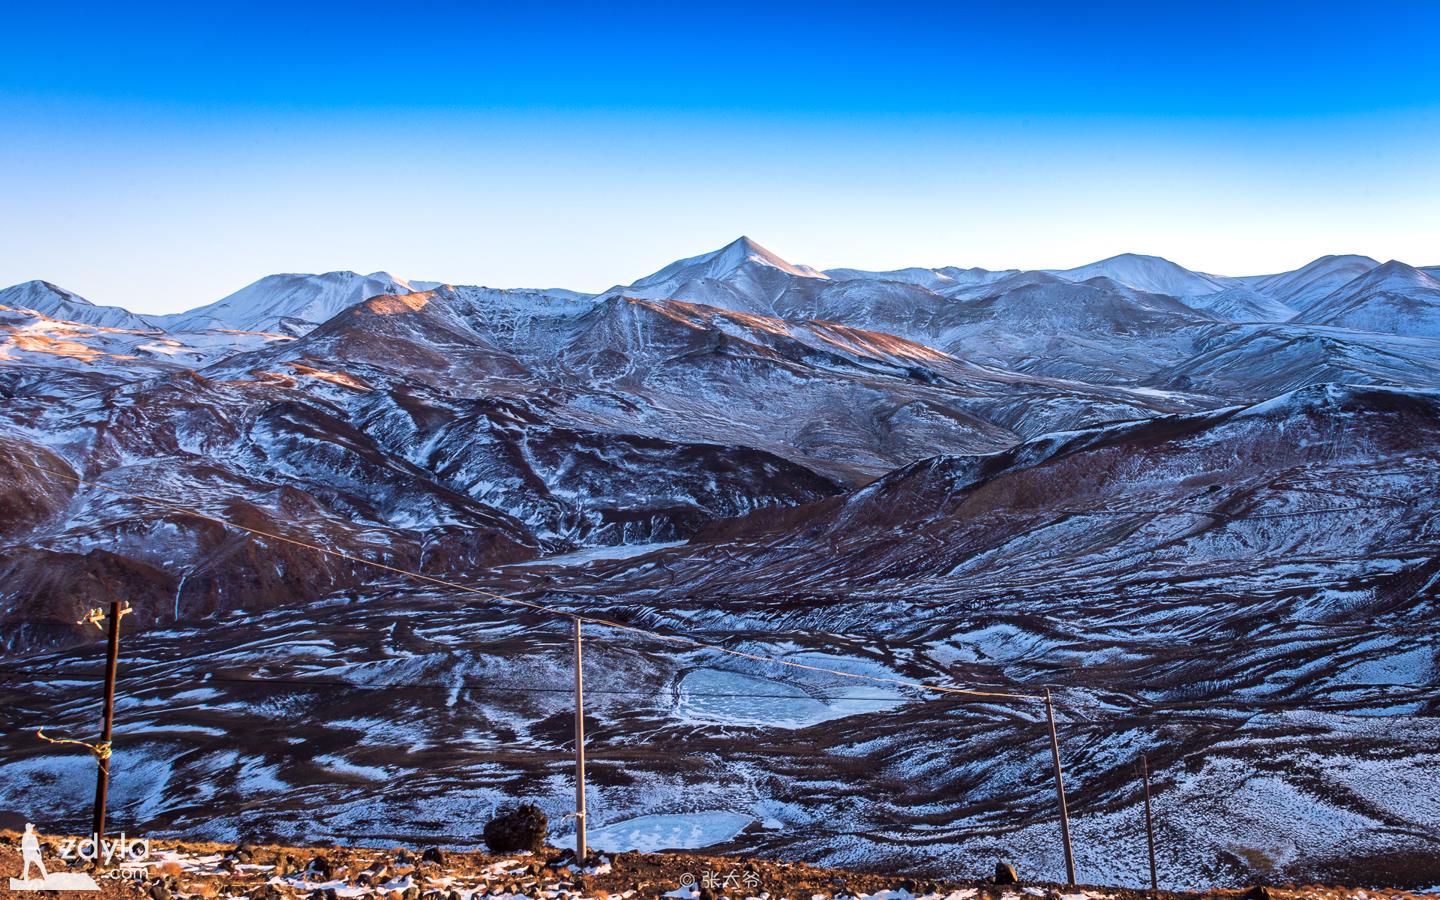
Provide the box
[483,803,549,854]
[993,861,1019,885]
[358,866,390,886]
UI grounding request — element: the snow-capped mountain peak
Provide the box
[1046,252,1231,297]
[631,236,828,288]
[1357,258,1440,289]
[150,270,414,335]
[1293,259,1440,336]
[0,279,158,331]
[1250,253,1381,314]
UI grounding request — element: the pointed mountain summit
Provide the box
[1294,260,1440,336]
[1251,254,1380,314]
[1046,253,1231,297]
[0,280,157,331]
[629,236,828,288]
[613,237,828,315]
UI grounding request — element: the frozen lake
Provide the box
[508,541,687,568]
[585,811,754,853]
[674,667,902,729]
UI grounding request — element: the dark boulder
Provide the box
[483,803,549,854]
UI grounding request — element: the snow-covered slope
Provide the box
[1294,261,1440,336]
[0,280,158,331]
[1251,254,1380,314]
[12,385,1431,886]
[1149,323,1440,397]
[0,301,293,374]
[533,384,1440,886]
[1045,253,1232,296]
[1179,286,1296,322]
[823,264,1016,292]
[149,270,415,335]
[928,272,1222,383]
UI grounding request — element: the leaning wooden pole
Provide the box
[1141,752,1158,894]
[1045,688,1077,886]
[573,617,588,862]
[92,601,123,847]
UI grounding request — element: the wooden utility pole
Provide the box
[1141,752,1158,894]
[573,617,588,862]
[1044,688,1077,886]
[92,601,125,846]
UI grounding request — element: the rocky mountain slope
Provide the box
[1,239,1437,891]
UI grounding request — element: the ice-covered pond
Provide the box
[673,667,902,729]
[585,811,754,853]
[509,541,687,568]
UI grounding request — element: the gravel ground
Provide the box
[0,834,1433,900]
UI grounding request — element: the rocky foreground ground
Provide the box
[0,834,1431,900]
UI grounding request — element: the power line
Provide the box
[1,456,1041,702]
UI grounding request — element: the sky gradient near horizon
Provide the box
[3,1,1439,314]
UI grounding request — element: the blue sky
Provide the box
[3,1,1439,313]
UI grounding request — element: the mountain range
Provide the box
[1,237,1437,890]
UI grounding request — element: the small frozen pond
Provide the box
[508,541,687,568]
[585,811,753,853]
[674,667,902,729]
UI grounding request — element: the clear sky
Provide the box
[3,1,1439,314]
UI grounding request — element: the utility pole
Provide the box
[92,601,127,849]
[1141,752,1158,894]
[1045,688,1077,886]
[573,617,588,862]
